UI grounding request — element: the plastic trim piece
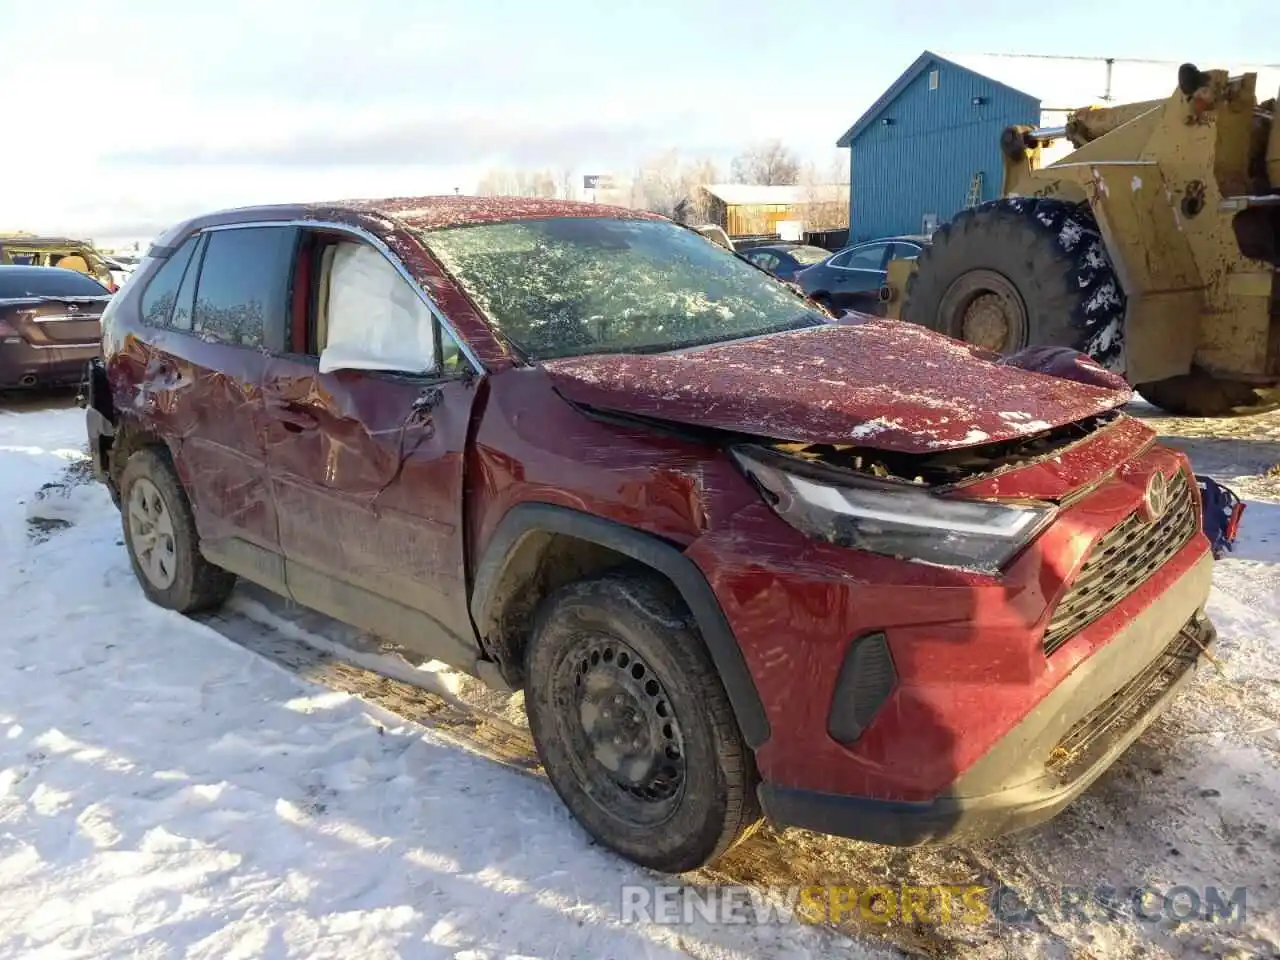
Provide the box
[470,502,771,749]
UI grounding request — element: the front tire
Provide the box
[119,448,236,613]
[525,571,760,873]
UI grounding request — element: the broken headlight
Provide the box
[731,447,1055,573]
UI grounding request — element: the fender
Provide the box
[470,502,771,750]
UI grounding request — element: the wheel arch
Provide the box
[470,502,771,750]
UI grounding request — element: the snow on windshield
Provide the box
[423,217,823,360]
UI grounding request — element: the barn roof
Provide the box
[700,184,806,205]
[835,50,1038,148]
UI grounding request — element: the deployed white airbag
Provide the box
[319,242,436,374]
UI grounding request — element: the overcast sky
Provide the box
[1,0,1274,246]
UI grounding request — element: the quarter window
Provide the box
[140,234,198,327]
[171,235,205,331]
[193,226,296,349]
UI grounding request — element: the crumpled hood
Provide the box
[543,319,1131,454]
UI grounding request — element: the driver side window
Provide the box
[296,236,465,376]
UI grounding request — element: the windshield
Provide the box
[424,217,825,360]
[788,246,832,265]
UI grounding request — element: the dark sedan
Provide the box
[793,237,928,313]
[0,266,110,389]
[739,244,832,281]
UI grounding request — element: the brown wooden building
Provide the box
[676,183,849,237]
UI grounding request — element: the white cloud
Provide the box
[0,3,850,241]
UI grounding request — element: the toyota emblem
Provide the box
[1142,472,1172,523]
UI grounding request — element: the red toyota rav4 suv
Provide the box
[84,197,1215,873]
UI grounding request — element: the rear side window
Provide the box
[141,235,199,326]
[0,268,109,298]
[193,227,296,349]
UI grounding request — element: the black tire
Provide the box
[119,447,236,613]
[525,570,760,873]
[1138,372,1280,418]
[902,198,1126,370]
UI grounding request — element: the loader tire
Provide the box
[1137,372,1280,418]
[902,198,1126,371]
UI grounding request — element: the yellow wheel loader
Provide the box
[890,64,1279,417]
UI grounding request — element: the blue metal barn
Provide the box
[837,51,1041,242]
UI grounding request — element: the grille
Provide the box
[1042,471,1197,656]
[1046,619,1206,781]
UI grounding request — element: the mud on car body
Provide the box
[84,196,1216,873]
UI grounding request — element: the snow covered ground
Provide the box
[1,396,1278,959]
[0,401,867,959]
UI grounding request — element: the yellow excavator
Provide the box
[883,63,1279,416]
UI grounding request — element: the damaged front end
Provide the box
[728,411,1128,574]
[730,444,1057,574]
[760,410,1124,489]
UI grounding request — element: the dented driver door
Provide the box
[261,361,481,668]
[260,232,483,670]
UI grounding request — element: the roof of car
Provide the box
[0,264,95,275]
[0,235,94,246]
[874,234,932,244]
[748,243,827,254]
[165,196,663,240]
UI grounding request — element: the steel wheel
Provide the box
[127,476,177,589]
[555,633,687,827]
[524,572,760,872]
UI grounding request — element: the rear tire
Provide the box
[902,198,1126,370]
[524,570,760,874]
[119,448,236,613]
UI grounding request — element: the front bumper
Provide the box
[759,553,1217,845]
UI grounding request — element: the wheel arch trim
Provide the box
[470,502,771,749]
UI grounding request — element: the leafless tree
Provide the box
[730,140,801,185]
[628,151,721,220]
[476,168,559,198]
[798,153,850,231]
[555,168,576,201]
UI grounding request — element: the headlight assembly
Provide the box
[731,446,1055,573]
